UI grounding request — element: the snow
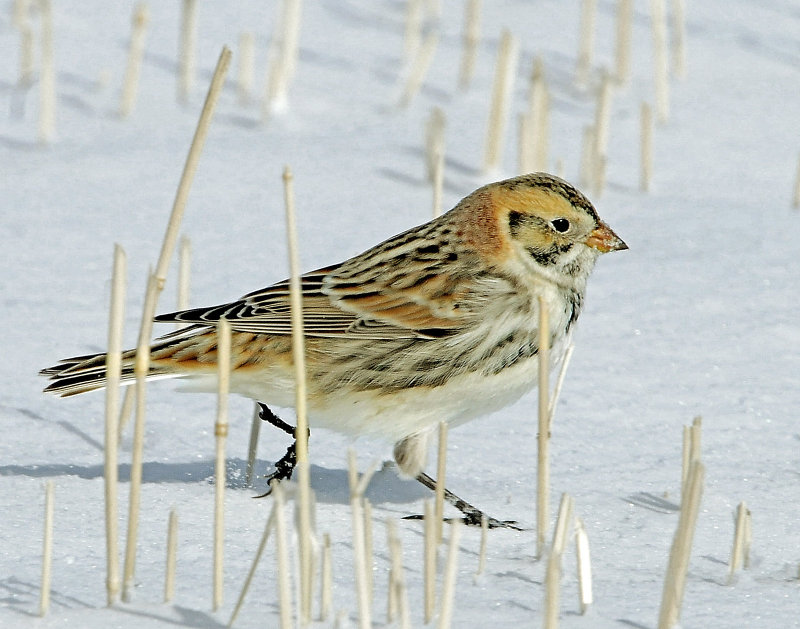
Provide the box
[2,1,799,627]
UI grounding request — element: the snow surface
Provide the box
[2,1,799,627]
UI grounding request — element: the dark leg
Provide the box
[254,403,309,497]
[406,471,521,530]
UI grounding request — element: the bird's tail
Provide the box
[40,325,208,397]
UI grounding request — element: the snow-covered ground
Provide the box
[2,1,799,627]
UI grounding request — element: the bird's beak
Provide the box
[585,221,628,253]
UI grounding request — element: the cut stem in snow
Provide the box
[283,165,314,623]
[543,493,574,629]
[104,244,126,606]
[458,0,481,90]
[213,317,232,611]
[273,482,293,629]
[727,501,749,584]
[122,271,158,603]
[651,0,669,123]
[475,514,488,577]
[348,450,377,629]
[575,517,593,614]
[245,402,261,487]
[536,295,550,559]
[438,520,462,629]
[423,498,436,623]
[614,0,634,85]
[575,0,596,89]
[39,480,54,617]
[657,461,705,629]
[435,421,448,544]
[177,0,198,104]
[670,0,687,79]
[164,509,178,603]
[119,3,150,118]
[398,31,439,109]
[484,29,518,173]
[237,32,255,105]
[319,532,332,622]
[640,102,653,191]
[177,235,191,328]
[38,0,55,143]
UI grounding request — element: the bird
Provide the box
[41,172,626,526]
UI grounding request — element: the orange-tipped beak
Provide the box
[585,221,628,253]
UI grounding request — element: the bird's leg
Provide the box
[255,403,310,496]
[407,471,521,530]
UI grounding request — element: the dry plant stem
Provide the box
[177,235,191,327]
[544,494,574,629]
[651,0,669,123]
[18,19,34,86]
[283,166,314,623]
[432,147,444,218]
[154,46,231,293]
[12,0,28,27]
[386,519,411,629]
[458,0,481,89]
[483,29,518,172]
[575,0,596,88]
[434,421,448,544]
[386,522,397,624]
[575,518,593,614]
[117,387,135,443]
[670,0,687,79]
[536,295,551,559]
[793,153,800,209]
[122,271,158,603]
[689,416,702,466]
[423,499,436,624]
[475,514,488,576]
[593,73,613,178]
[348,450,376,629]
[425,107,446,181]
[178,0,197,103]
[213,318,232,611]
[119,3,150,118]
[404,0,423,65]
[264,0,303,114]
[245,402,261,487]
[521,58,548,173]
[237,32,255,104]
[38,0,55,143]
[273,483,293,629]
[227,505,276,628]
[594,155,607,197]
[164,509,178,603]
[39,480,54,617]
[399,32,439,108]
[364,499,374,607]
[438,521,463,629]
[547,343,574,428]
[727,501,748,584]
[104,245,126,606]
[319,532,332,622]
[657,461,705,629]
[742,509,752,569]
[579,125,596,190]
[614,0,634,84]
[640,102,653,192]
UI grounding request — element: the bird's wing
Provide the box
[154,236,478,340]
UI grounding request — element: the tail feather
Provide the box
[40,324,210,397]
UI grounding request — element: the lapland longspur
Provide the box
[42,173,626,521]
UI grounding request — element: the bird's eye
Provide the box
[551,218,570,233]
